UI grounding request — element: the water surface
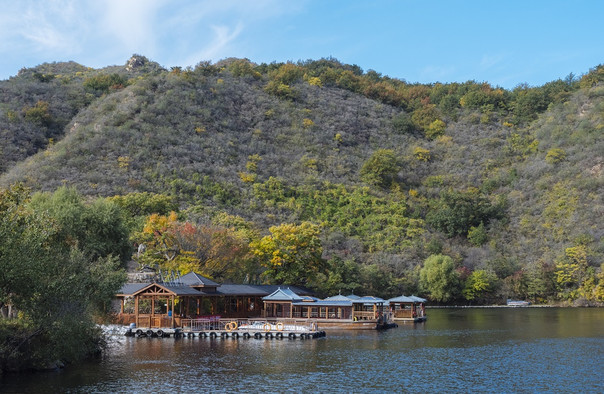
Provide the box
[2,308,602,393]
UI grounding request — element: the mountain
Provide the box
[1,55,602,303]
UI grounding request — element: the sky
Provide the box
[0,0,602,88]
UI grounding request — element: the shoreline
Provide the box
[427,304,561,308]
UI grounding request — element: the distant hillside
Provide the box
[1,56,602,303]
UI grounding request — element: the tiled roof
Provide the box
[293,300,352,307]
[255,284,314,296]
[216,284,271,296]
[179,272,219,287]
[162,284,203,296]
[323,294,355,302]
[117,283,150,295]
[408,295,427,302]
[262,287,304,301]
[388,295,415,303]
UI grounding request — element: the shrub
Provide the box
[545,148,566,164]
[83,73,128,93]
[425,119,446,139]
[360,149,400,188]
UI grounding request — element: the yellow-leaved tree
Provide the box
[134,212,256,282]
[250,222,325,286]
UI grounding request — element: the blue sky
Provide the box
[1,0,602,88]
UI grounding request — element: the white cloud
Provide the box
[0,0,84,54]
[99,0,168,56]
[162,0,303,66]
[182,23,244,66]
[0,0,307,77]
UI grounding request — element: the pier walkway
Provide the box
[127,318,325,340]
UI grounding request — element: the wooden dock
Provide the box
[126,318,326,340]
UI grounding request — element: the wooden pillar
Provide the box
[171,296,175,328]
[135,296,139,327]
[120,298,124,314]
[197,298,200,316]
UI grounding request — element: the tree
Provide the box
[463,270,498,302]
[419,254,460,302]
[0,184,125,371]
[594,264,604,302]
[525,261,556,303]
[108,192,178,233]
[425,119,446,140]
[555,245,588,301]
[29,187,131,264]
[315,257,362,297]
[360,149,400,188]
[250,222,325,286]
[426,188,504,238]
[134,213,256,281]
[467,222,488,246]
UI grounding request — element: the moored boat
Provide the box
[507,299,531,307]
[387,295,427,322]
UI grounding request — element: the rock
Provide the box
[126,55,147,71]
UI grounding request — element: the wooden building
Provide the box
[387,295,427,322]
[114,272,311,329]
[262,289,394,330]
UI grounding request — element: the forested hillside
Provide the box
[1,55,603,305]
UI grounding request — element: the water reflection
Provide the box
[1,308,602,393]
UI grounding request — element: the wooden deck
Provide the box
[128,318,325,339]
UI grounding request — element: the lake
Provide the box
[1,308,602,393]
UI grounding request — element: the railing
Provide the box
[180,318,319,333]
[116,313,178,328]
[393,310,414,318]
[393,310,424,319]
[181,316,224,332]
[291,311,347,320]
[352,311,377,320]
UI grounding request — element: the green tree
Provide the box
[29,187,131,264]
[426,188,504,238]
[250,222,325,286]
[360,264,395,298]
[392,112,415,134]
[0,184,125,371]
[360,149,400,188]
[108,192,177,232]
[419,254,460,302]
[463,270,498,302]
[467,222,488,246]
[315,257,362,297]
[525,261,556,303]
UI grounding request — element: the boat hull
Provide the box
[393,316,427,322]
